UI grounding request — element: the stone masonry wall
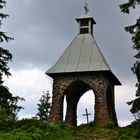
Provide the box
[48,72,118,126]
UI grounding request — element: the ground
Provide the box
[0,119,139,140]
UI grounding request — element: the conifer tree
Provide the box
[37,91,51,120]
[120,0,140,119]
[0,0,24,122]
[0,0,13,79]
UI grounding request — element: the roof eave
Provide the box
[46,70,121,86]
[76,17,96,24]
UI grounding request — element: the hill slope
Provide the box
[0,119,139,140]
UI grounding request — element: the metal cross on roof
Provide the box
[82,108,91,124]
[84,2,89,15]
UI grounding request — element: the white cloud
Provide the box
[115,79,136,126]
[4,66,52,118]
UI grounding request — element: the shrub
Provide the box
[0,132,33,140]
[88,121,96,129]
[102,120,116,129]
[119,128,138,140]
[130,120,140,138]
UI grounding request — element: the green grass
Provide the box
[0,119,139,140]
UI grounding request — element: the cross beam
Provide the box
[82,108,91,124]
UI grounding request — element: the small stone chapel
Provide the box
[46,3,121,126]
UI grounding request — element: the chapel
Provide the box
[46,3,121,126]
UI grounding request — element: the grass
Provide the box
[0,119,139,140]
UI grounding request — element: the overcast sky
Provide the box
[2,0,140,126]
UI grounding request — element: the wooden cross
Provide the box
[82,108,91,124]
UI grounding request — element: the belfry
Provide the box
[46,3,121,126]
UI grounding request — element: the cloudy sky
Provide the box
[2,0,140,126]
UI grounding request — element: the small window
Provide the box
[80,20,89,26]
[80,28,88,34]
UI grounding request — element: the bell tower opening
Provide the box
[79,19,91,34]
[77,90,95,125]
[76,3,96,35]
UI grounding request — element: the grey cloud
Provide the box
[4,0,136,80]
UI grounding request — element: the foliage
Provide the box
[130,119,140,138]
[0,119,139,140]
[120,0,140,119]
[119,129,137,140]
[36,91,51,120]
[120,0,140,13]
[102,120,116,129]
[0,0,13,79]
[0,0,24,122]
[0,85,25,122]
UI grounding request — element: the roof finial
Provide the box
[84,2,89,15]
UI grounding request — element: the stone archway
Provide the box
[48,73,118,126]
[64,80,91,125]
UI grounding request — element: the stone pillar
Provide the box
[48,73,118,126]
[48,80,64,123]
[106,85,118,126]
[88,77,109,123]
[65,97,78,126]
[94,90,108,123]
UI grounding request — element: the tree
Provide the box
[0,0,13,79]
[0,89,25,122]
[120,0,140,120]
[36,91,51,120]
[0,0,24,122]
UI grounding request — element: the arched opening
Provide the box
[77,90,95,125]
[63,95,67,121]
[63,80,91,125]
[106,85,117,125]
